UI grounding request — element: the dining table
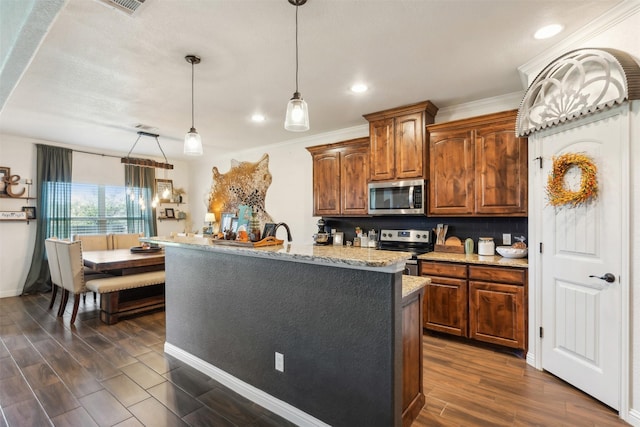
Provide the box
[83,248,165,276]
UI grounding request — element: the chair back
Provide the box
[111,232,143,249]
[73,234,111,251]
[44,238,62,287]
[55,240,86,294]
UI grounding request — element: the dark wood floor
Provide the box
[0,293,627,427]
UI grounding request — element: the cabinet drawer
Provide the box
[468,265,525,285]
[420,261,467,279]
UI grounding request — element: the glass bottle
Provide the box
[249,211,261,242]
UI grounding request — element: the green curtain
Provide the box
[23,144,72,294]
[125,165,157,237]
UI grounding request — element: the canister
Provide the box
[464,238,474,254]
[478,237,495,255]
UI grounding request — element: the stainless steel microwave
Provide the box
[368,179,426,215]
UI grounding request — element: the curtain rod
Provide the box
[72,148,122,159]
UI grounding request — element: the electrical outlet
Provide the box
[275,352,284,372]
[503,233,511,245]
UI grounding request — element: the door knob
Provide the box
[588,273,615,283]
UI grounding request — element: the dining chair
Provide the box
[44,238,62,311]
[111,232,143,249]
[55,239,110,324]
[72,234,111,250]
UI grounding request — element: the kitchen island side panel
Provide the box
[164,245,403,427]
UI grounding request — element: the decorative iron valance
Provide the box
[517,48,640,136]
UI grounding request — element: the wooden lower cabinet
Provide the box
[419,261,528,351]
[468,265,527,350]
[402,287,424,427]
[420,261,468,336]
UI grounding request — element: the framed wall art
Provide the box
[0,166,9,196]
[22,206,36,219]
[155,179,173,202]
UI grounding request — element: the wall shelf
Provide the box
[0,196,35,200]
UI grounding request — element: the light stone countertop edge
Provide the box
[142,236,413,272]
[417,251,528,268]
[402,275,429,299]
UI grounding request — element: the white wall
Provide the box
[0,134,189,298]
[186,125,370,246]
[0,135,37,297]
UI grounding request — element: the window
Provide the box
[70,183,141,235]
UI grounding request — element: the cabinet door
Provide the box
[312,151,340,216]
[468,281,525,349]
[341,147,369,215]
[429,130,474,215]
[423,276,468,336]
[369,118,395,181]
[402,291,425,424]
[475,124,528,215]
[394,112,424,179]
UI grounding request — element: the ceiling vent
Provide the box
[96,0,147,16]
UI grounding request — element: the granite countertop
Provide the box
[402,275,429,298]
[417,251,528,268]
[142,236,412,272]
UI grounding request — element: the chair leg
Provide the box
[70,293,81,324]
[58,290,69,317]
[94,292,97,303]
[83,293,86,303]
[48,285,59,310]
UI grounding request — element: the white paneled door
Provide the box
[539,110,626,411]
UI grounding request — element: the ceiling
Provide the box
[0,0,624,160]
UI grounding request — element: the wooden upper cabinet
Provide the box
[307,138,369,217]
[369,118,395,181]
[429,129,474,215]
[395,112,425,179]
[364,101,438,182]
[310,150,341,216]
[341,145,369,215]
[428,110,528,217]
[475,123,528,215]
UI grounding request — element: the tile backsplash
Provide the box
[323,216,528,249]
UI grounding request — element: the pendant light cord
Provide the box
[295,1,299,93]
[191,60,195,129]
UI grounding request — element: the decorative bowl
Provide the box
[496,246,528,258]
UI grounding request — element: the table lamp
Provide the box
[204,212,216,235]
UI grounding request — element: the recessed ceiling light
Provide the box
[534,24,563,40]
[350,83,368,93]
[251,113,266,123]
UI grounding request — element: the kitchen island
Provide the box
[142,236,418,427]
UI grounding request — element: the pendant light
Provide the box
[184,55,203,156]
[284,0,309,132]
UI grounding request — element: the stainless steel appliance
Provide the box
[379,229,434,276]
[368,179,426,215]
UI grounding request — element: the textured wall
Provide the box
[165,246,403,426]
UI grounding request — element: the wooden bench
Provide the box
[86,271,166,324]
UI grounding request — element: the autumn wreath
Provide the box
[546,153,598,207]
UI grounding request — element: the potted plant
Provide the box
[173,187,186,203]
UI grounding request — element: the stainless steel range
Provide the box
[379,229,434,276]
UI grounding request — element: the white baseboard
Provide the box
[0,289,22,299]
[626,408,640,426]
[525,351,536,368]
[164,342,331,427]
